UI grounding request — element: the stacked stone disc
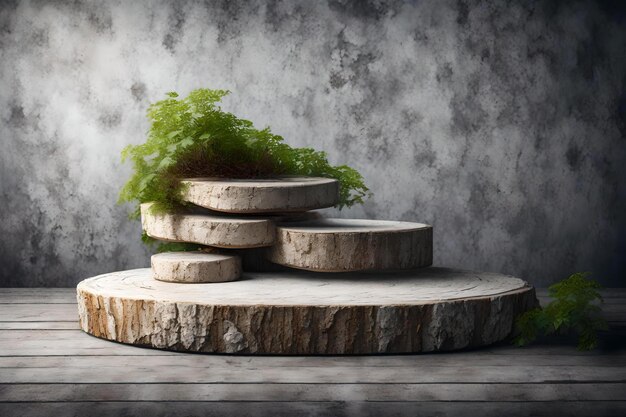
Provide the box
[141,177,434,282]
[77,176,537,354]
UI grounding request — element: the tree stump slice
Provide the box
[267,218,433,272]
[141,203,275,248]
[76,267,537,354]
[180,177,339,213]
[151,252,242,283]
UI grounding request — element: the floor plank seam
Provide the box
[1,400,626,404]
[1,381,625,385]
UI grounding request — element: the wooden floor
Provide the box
[0,288,624,417]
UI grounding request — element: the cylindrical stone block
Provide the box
[151,252,242,283]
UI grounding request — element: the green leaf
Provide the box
[157,157,175,170]
[137,173,155,192]
[167,130,182,139]
[179,137,194,148]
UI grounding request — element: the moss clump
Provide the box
[514,272,608,350]
[119,89,371,218]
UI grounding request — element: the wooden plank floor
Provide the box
[0,288,624,417]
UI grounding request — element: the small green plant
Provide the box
[119,89,371,219]
[514,272,608,350]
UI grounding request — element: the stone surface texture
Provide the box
[267,218,433,271]
[181,177,339,213]
[76,267,538,354]
[151,251,241,283]
[140,204,275,248]
[2,1,625,287]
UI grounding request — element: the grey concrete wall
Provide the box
[1,0,624,287]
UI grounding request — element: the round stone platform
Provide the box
[77,268,537,354]
[267,218,433,271]
[141,203,275,248]
[180,177,339,213]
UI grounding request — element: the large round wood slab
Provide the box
[267,218,433,271]
[180,177,339,213]
[77,267,537,354]
[151,252,242,283]
[141,203,275,248]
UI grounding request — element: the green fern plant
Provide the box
[514,272,608,350]
[119,89,371,219]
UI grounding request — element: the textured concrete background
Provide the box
[1,0,625,287]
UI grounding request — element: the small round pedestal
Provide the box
[77,267,537,354]
[151,252,242,283]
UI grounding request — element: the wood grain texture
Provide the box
[2,382,625,402]
[181,177,339,213]
[3,344,625,364]
[2,352,624,382]
[267,218,433,271]
[140,203,275,248]
[2,402,625,417]
[151,252,241,283]
[76,268,537,354]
